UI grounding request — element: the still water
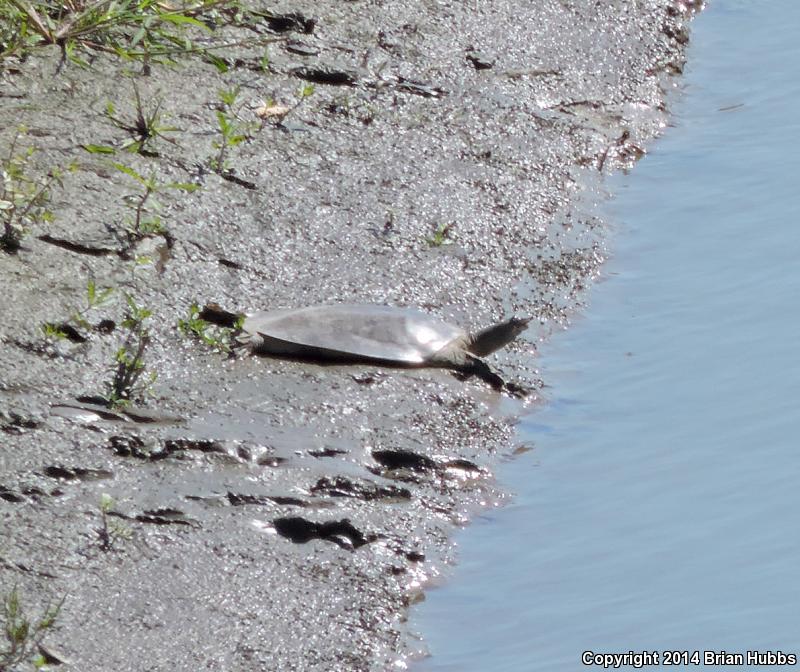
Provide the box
[413,2,800,670]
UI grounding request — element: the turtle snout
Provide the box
[512,316,532,331]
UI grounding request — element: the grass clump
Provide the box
[104,84,178,156]
[0,0,225,66]
[1,586,65,671]
[0,1,291,69]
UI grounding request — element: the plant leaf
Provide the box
[81,144,117,154]
[165,182,200,192]
[158,12,209,29]
[112,162,146,184]
[205,53,229,73]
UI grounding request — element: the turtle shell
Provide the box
[241,304,466,364]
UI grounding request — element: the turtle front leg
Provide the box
[502,379,535,399]
[453,353,532,398]
[462,354,505,390]
[439,348,531,396]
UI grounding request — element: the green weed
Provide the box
[0,130,66,254]
[41,277,114,341]
[0,586,65,671]
[85,277,114,309]
[113,161,197,249]
[209,86,252,173]
[40,322,68,341]
[104,84,178,155]
[426,222,454,247]
[107,293,155,406]
[75,277,114,328]
[298,83,315,100]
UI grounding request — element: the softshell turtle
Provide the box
[228,304,530,391]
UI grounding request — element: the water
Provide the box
[413,3,800,670]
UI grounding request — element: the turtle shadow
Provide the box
[244,349,531,397]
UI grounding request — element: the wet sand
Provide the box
[0,2,695,669]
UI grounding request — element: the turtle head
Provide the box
[467,316,531,357]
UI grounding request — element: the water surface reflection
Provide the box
[414,3,800,669]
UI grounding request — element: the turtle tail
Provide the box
[199,303,243,329]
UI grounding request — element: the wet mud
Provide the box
[0,1,696,670]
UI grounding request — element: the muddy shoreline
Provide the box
[1,2,695,669]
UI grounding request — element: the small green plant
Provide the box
[426,222,454,247]
[41,277,114,341]
[107,294,155,406]
[113,161,197,249]
[210,86,253,173]
[298,83,315,101]
[104,84,178,156]
[258,48,270,72]
[0,130,64,254]
[74,277,114,328]
[86,277,114,308]
[285,82,315,118]
[97,493,132,550]
[41,322,68,341]
[177,302,239,352]
[1,586,65,671]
